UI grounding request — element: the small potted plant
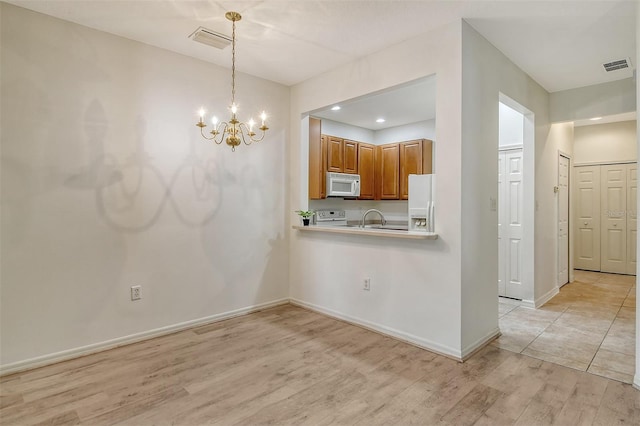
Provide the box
[295,210,315,226]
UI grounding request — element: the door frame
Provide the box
[558,150,573,286]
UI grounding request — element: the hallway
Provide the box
[493,270,636,383]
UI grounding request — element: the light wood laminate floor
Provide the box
[1,304,639,425]
[494,270,636,383]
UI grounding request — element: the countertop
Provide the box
[292,225,438,240]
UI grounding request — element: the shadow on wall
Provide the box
[64,99,224,232]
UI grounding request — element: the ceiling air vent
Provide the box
[189,26,232,49]
[602,58,632,73]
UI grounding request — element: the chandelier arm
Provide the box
[216,122,230,145]
[237,123,253,146]
[238,122,266,144]
[199,126,215,140]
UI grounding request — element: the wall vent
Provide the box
[602,58,632,72]
[189,26,232,49]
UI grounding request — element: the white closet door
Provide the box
[558,155,570,285]
[627,165,637,275]
[505,150,524,299]
[601,165,627,274]
[574,166,601,271]
[498,152,506,296]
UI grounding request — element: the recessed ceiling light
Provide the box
[590,117,603,121]
[331,106,341,111]
[376,118,385,123]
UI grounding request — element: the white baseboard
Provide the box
[461,327,501,360]
[520,299,535,308]
[534,286,559,308]
[0,298,289,376]
[634,374,640,391]
[289,298,463,361]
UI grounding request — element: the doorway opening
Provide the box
[558,152,570,287]
[497,95,535,305]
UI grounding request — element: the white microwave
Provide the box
[326,172,360,197]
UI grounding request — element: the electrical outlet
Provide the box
[131,285,141,301]
[363,278,371,291]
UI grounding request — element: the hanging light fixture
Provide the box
[196,11,268,151]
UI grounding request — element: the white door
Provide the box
[627,165,637,275]
[498,152,506,296]
[574,166,601,271]
[558,155,570,286]
[601,164,627,274]
[498,149,524,299]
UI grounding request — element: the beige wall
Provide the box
[289,21,468,358]
[574,120,637,164]
[0,4,290,372]
[550,78,636,123]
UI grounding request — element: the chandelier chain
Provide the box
[231,18,236,106]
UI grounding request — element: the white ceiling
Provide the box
[5,0,637,93]
[312,76,437,130]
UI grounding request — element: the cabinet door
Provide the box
[601,164,627,274]
[320,136,327,198]
[399,140,423,200]
[358,143,375,200]
[574,165,601,271]
[327,136,344,172]
[308,118,324,200]
[422,140,433,174]
[344,140,358,174]
[627,164,637,275]
[376,144,399,200]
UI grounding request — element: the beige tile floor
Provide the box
[493,270,636,383]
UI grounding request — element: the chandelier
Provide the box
[196,11,268,151]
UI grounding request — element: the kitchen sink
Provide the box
[344,224,409,231]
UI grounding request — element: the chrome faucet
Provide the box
[361,209,387,228]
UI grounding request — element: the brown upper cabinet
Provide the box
[343,140,358,174]
[358,143,375,200]
[376,144,400,200]
[326,136,344,172]
[308,118,326,200]
[308,119,433,201]
[399,139,433,200]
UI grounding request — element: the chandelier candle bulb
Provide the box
[193,11,269,151]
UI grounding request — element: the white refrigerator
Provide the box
[408,174,435,232]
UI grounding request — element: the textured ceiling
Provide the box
[4,0,637,93]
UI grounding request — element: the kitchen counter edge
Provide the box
[292,225,438,240]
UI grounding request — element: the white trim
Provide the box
[0,298,289,376]
[574,160,637,167]
[634,374,640,390]
[534,286,560,308]
[558,152,571,288]
[498,144,523,151]
[289,298,463,361]
[461,327,501,360]
[520,299,535,309]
